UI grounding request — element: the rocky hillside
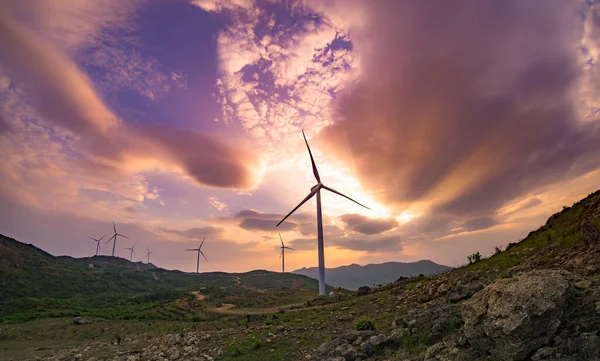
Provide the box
[2,190,600,361]
[293,260,452,290]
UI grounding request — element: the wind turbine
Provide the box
[185,237,207,273]
[279,233,294,273]
[89,234,106,256]
[277,130,370,295]
[106,221,128,257]
[125,242,137,261]
[146,247,153,264]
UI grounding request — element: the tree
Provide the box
[467,251,482,265]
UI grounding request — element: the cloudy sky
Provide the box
[2,0,600,273]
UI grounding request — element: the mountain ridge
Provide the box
[293,259,453,290]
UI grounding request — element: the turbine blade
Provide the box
[89,237,97,242]
[279,233,284,247]
[322,184,370,209]
[132,242,137,249]
[276,188,318,227]
[285,247,295,250]
[106,235,116,243]
[99,234,106,241]
[200,250,208,262]
[113,221,116,234]
[279,250,283,259]
[185,249,197,251]
[199,236,206,249]
[302,129,320,183]
[117,233,129,238]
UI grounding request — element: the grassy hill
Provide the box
[0,235,321,323]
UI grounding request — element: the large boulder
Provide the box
[581,220,600,247]
[461,270,571,361]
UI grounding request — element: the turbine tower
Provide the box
[89,234,106,256]
[277,130,369,295]
[146,247,153,264]
[279,233,294,273]
[185,237,208,273]
[106,221,128,257]
[125,242,137,261]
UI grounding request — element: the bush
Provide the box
[467,252,482,265]
[228,342,243,356]
[354,315,375,331]
[493,246,503,255]
[251,339,262,350]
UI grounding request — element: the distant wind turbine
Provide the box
[125,242,137,261]
[185,237,208,274]
[277,130,370,295]
[106,221,128,257]
[279,233,294,273]
[146,247,153,264]
[88,234,106,256]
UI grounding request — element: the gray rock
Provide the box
[360,334,397,356]
[531,347,554,360]
[72,317,91,325]
[341,330,376,344]
[461,270,571,361]
[448,282,483,303]
[581,220,600,246]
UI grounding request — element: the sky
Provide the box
[1,0,600,273]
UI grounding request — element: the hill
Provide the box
[293,260,453,290]
[0,235,321,322]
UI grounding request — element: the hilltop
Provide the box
[0,235,322,323]
[0,189,599,361]
[293,260,452,290]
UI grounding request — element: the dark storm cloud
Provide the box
[338,213,398,235]
[322,0,600,218]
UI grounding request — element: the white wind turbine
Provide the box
[277,130,370,295]
[89,234,106,256]
[185,237,208,273]
[106,221,128,257]
[146,247,154,264]
[125,242,137,261]
[278,233,294,273]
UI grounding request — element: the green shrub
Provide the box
[228,342,243,356]
[251,339,262,350]
[354,315,375,331]
[467,251,482,264]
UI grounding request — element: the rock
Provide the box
[575,280,592,289]
[575,332,600,358]
[389,328,410,344]
[448,282,483,303]
[359,334,397,356]
[437,283,450,294]
[357,286,371,296]
[337,314,353,321]
[74,354,83,360]
[341,330,376,344]
[461,270,571,361]
[531,347,554,360]
[581,220,600,246]
[72,317,91,325]
[314,338,358,361]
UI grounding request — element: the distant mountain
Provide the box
[292,260,453,290]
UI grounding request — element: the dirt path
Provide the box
[191,291,206,300]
